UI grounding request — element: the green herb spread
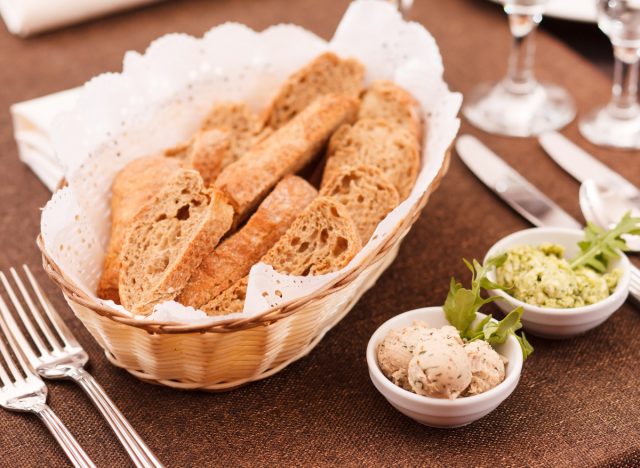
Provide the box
[495,244,621,308]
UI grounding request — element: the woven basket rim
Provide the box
[38,150,451,334]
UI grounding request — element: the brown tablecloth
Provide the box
[1,0,639,466]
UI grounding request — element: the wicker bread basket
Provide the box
[38,150,450,391]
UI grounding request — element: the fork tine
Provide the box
[0,342,16,386]
[23,266,78,348]
[0,271,55,356]
[0,285,39,367]
[0,299,37,381]
[0,354,11,387]
[0,299,28,384]
[0,304,13,387]
[10,267,64,352]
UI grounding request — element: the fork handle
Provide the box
[35,404,96,468]
[69,368,163,468]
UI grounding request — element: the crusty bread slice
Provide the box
[200,101,271,162]
[359,80,423,142]
[320,164,399,243]
[182,129,231,186]
[97,155,182,303]
[177,176,318,308]
[201,196,362,315]
[165,129,237,186]
[165,102,270,183]
[264,52,365,129]
[215,94,359,221]
[119,170,234,315]
[321,118,420,200]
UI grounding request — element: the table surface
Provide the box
[1,0,639,466]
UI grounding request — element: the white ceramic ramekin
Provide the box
[366,307,523,428]
[484,227,631,339]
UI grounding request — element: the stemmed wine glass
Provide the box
[580,0,640,149]
[463,0,576,137]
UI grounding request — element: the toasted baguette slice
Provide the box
[177,176,318,308]
[183,129,232,186]
[200,102,268,160]
[359,80,423,142]
[97,155,182,303]
[320,165,399,243]
[201,197,362,315]
[165,129,234,186]
[119,170,234,315]
[264,52,365,129]
[321,118,419,200]
[215,94,359,221]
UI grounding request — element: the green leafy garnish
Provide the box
[570,211,640,273]
[515,332,534,361]
[443,255,533,360]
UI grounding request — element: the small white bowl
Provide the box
[366,307,523,428]
[484,227,631,339]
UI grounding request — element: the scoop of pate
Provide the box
[377,322,508,399]
[408,326,472,399]
[463,340,507,396]
[376,320,431,390]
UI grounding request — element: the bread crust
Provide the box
[119,170,234,314]
[264,52,365,129]
[359,80,424,142]
[177,175,317,308]
[201,197,362,315]
[321,118,420,200]
[200,101,270,162]
[183,129,232,186]
[214,94,359,221]
[320,164,399,242]
[97,155,182,303]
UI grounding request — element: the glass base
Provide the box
[579,105,640,150]
[463,80,576,137]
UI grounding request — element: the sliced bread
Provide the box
[264,52,365,129]
[201,196,362,315]
[359,80,423,142]
[214,94,359,221]
[320,164,399,243]
[183,129,232,186]
[321,118,420,200]
[200,101,270,161]
[177,175,318,308]
[165,129,236,186]
[97,155,182,303]
[119,170,234,315]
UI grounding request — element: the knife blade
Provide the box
[539,131,640,199]
[456,134,582,229]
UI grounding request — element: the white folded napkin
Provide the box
[10,88,80,191]
[0,0,162,37]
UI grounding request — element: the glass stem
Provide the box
[504,11,542,94]
[608,46,640,120]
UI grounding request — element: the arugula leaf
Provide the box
[516,332,534,360]
[484,307,523,346]
[466,314,493,341]
[443,256,533,360]
[443,255,507,335]
[443,278,477,332]
[570,212,640,273]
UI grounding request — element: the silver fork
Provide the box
[0,266,163,468]
[0,298,95,468]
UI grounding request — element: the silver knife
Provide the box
[456,134,582,229]
[539,131,640,199]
